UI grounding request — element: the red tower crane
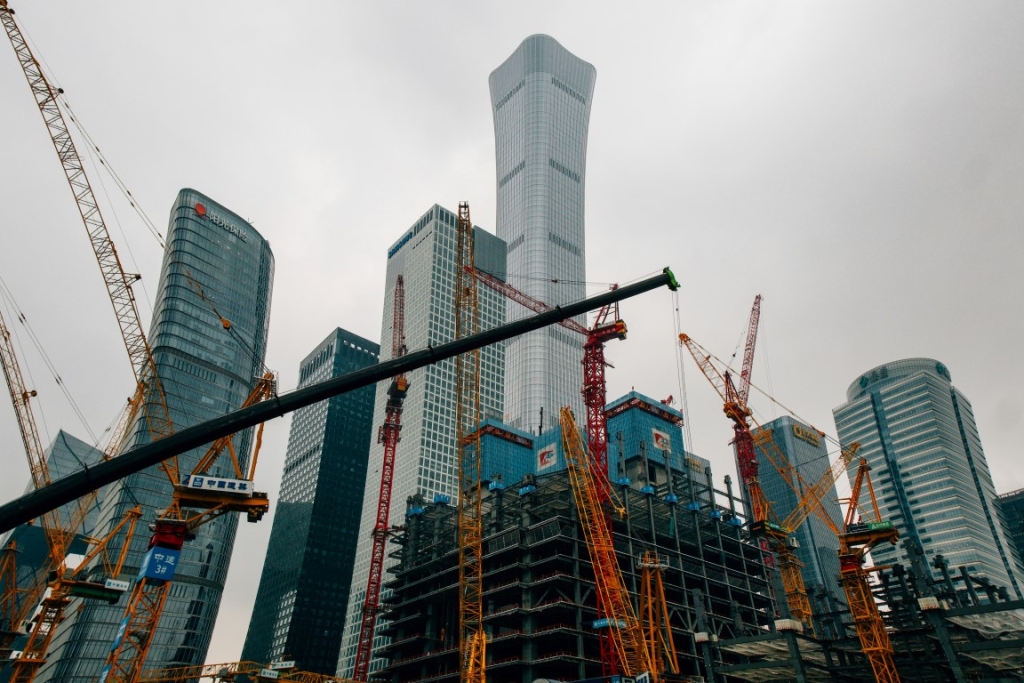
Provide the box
[468,267,626,673]
[727,295,763,518]
[352,275,409,681]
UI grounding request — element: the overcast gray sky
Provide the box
[2,0,1022,667]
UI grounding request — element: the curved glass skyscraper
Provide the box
[489,35,596,436]
[37,189,274,681]
[833,359,1023,599]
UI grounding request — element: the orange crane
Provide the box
[352,275,409,681]
[837,459,900,683]
[1,301,146,683]
[679,330,816,630]
[638,551,679,679]
[468,267,628,672]
[559,407,656,679]
[454,202,486,683]
[680,334,898,681]
[0,0,174,457]
[100,372,277,683]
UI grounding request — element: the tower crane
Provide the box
[101,372,277,683]
[560,408,656,680]
[352,275,409,681]
[838,459,900,683]
[638,551,679,680]
[468,267,627,672]
[678,329,818,630]
[454,203,485,683]
[0,0,174,461]
[1,300,145,682]
[680,334,898,682]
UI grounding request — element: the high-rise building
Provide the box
[997,488,1024,582]
[37,189,274,681]
[489,34,596,436]
[241,328,379,673]
[752,416,845,605]
[833,359,1023,600]
[336,205,507,676]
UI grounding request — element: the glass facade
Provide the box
[241,328,378,673]
[490,35,596,436]
[36,188,274,681]
[833,358,1023,599]
[752,416,845,605]
[336,205,506,677]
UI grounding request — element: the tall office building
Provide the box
[752,417,845,605]
[336,205,507,676]
[241,328,379,673]
[833,359,1023,600]
[489,34,596,436]
[37,189,274,681]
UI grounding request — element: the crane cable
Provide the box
[0,276,98,445]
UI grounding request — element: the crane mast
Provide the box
[352,275,409,681]
[468,267,626,671]
[454,203,485,683]
[839,460,900,683]
[0,0,173,456]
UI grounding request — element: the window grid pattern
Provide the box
[35,189,275,682]
[241,329,379,674]
[336,206,507,677]
[489,35,596,436]
[833,359,1024,599]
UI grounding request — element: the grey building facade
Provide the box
[241,328,379,673]
[833,358,1023,600]
[37,189,274,681]
[489,35,596,436]
[336,205,506,677]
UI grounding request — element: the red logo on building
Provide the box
[194,203,207,217]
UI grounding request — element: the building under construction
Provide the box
[377,406,778,683]
[371,392,1024,683]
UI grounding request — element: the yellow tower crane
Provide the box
[454,202,486,683]
[1,301,145,683]
[638,551,679,680]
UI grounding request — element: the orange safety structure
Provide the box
[138,659,357,683]
[454,202,485,683]
[559,407,655,679]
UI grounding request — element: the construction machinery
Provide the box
[838,459,900,683]
[1,298,147,682]
[468,266,628,672]
[638,551,680,680]
[454,202,485,683]
[680,333,900,682]
[100,372,276,683]
[1,0,174,458]
[560,407,656,679]
[352,275,409,681]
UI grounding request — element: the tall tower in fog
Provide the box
[489,35,596,436]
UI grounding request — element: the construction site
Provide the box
[1,3,1023,683]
